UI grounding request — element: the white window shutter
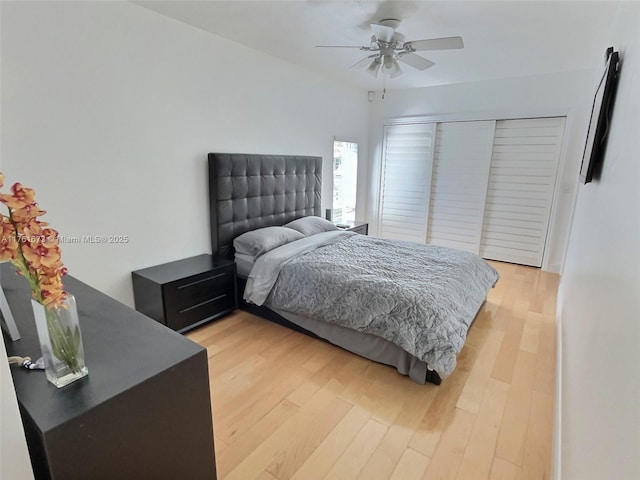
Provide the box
[427,121,495,253]
[377,123,436,242]
[480,117,566,267]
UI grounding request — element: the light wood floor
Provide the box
[187,261,558,480]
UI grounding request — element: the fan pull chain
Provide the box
[382,74,387,100]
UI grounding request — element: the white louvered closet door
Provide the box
[426,121,496,253]
[378,123,435,242]
[480,117,566,267]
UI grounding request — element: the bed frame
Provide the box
[208,153,322,258]
[208,152,442,385]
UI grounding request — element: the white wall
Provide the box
[557,3,640,479]
[366,70,595,272]
[0,1,368,306]
[0,4,34,477]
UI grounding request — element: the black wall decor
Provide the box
[580,47,620,184]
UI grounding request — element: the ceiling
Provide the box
[134,0,618,91]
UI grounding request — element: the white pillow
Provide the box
[284,216,338,236]
[233,226,305,256]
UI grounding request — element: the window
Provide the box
[332,140,358,223]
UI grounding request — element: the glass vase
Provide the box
[31,295,88,388]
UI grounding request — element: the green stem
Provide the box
[44,306,82,374]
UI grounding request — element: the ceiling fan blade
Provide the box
[316,45,366,49]
[406,36,464,51]
[398,52,435,71]
[349,55,378,70]
[370,23,395,43]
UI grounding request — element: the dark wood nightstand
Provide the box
[132,254,237,333]
[334,220,369,235]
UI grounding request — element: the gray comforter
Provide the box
[245,231,499,378]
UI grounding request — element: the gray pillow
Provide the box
[284,216,339,236]
[233,226,305,256]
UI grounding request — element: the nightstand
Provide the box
[132,254,237,332]
[334,220,369,235]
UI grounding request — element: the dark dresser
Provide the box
[1,263,217,480]
[132,254,237,333]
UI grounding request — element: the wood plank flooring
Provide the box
[187,261,558,480]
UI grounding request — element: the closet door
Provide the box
[480,117,565,267]
[426,121,495,253]
[377,123,436,242]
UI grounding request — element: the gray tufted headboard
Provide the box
[208,153,322,258]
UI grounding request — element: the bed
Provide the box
[208,153,499,385]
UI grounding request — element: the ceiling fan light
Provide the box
[366,59,381,78]
[382,55,395,73]
[381,55,402,77]
[390,64,403,78]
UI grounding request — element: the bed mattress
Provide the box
[235,253,256,278]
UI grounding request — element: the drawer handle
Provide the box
[177,272,226,289]
[179,294,228,314]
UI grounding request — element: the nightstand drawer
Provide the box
[164,264,235,310]
[166,289,235,332]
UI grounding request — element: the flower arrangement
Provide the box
[0,172,85,379]
[0,173,68,307]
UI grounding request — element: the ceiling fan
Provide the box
[317,18,464,79]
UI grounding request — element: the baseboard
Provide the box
[552,305,563,480]
[544,262,562,274]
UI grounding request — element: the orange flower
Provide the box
[41,227,60,248]
[18,220,53,246]
[40,271,65,290]
[22,242,62,270]
[0,183,36,210]
[40,283,67,308]
[0,218,15,240]
[0,220,17,261]
[12,204,47,224]
[19,218,42,237]
[0,235,18,261]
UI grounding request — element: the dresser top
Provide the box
[1,262,205,433]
